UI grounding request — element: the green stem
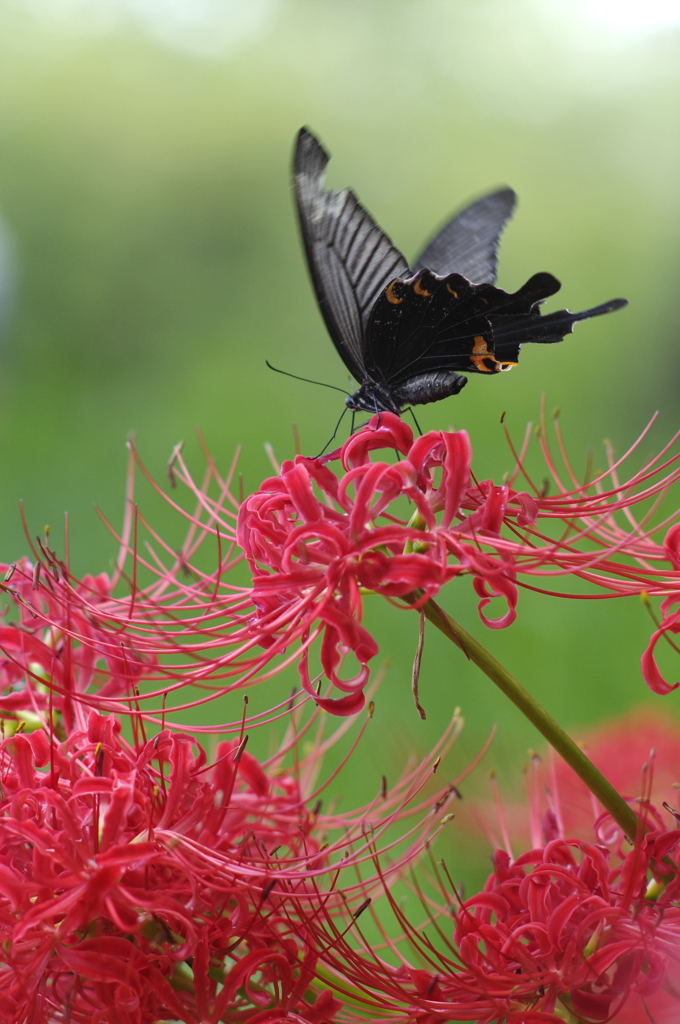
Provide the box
[411,594,640,841]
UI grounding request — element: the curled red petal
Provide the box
[641,618,680,695]
[341,411,413,468]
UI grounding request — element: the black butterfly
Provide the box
[293,127,627,415]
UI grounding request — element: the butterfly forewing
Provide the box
[413,188,517,284]
[293,128,409,382]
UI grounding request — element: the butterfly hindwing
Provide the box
[366,270,567,385]
[413,188,517,284]
[492,297,629,350]
[366,272,494,384]
[293,128,409,381]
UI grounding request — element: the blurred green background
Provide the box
[0,0,679,884]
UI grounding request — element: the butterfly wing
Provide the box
[366,271,627,389]
[293,128,410,382]
[492,297,629,353]
[413,188,516,284]
[365,272,500,385]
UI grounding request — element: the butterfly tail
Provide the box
[557,296,629,324]
[492,297,628,351]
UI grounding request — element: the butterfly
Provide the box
[293,127,627,415]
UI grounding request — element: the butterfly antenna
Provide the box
[265,360,351,397]
[313,405,348,458]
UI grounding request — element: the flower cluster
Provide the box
[4,409,680,1022]
[0,442,297,735]
[238,414,544,715]
[449,833,680,1023]
[5,410,680,728]
[0,666,468,1023]
[0,709,329,1022]
[238,411,680,714]
[293,731,680,1024]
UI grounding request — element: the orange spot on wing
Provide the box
[385,282,403,305]
[471,335,499,373]
[413,278,431,297]
[446,284,459,298]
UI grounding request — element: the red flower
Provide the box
[451,836,680,1023]
[0,658,469,1024]
[6,410,680,727]
[0,440,305,735]
[238,413,541,715]
[238,410,680,715]
[0,708,335,1023]
[293,803,680,1023]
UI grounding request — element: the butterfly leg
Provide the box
[405,407,423,436]
[350,416,372,436]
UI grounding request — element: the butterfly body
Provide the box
[347,370,468,415]
[293,128,627,414]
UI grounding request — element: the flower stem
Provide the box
[414,595,640,841]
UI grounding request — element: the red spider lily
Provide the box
[6,409,680,727]
[0,418,528,726]
[449,833,680,1023]
[238,410,680,715]
[290,790,680,1023]
[0,440,310,735]
[0,708,324,1023]
[283,704,680,1024]
[0,669,471,1024]
[238,413,539,715]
